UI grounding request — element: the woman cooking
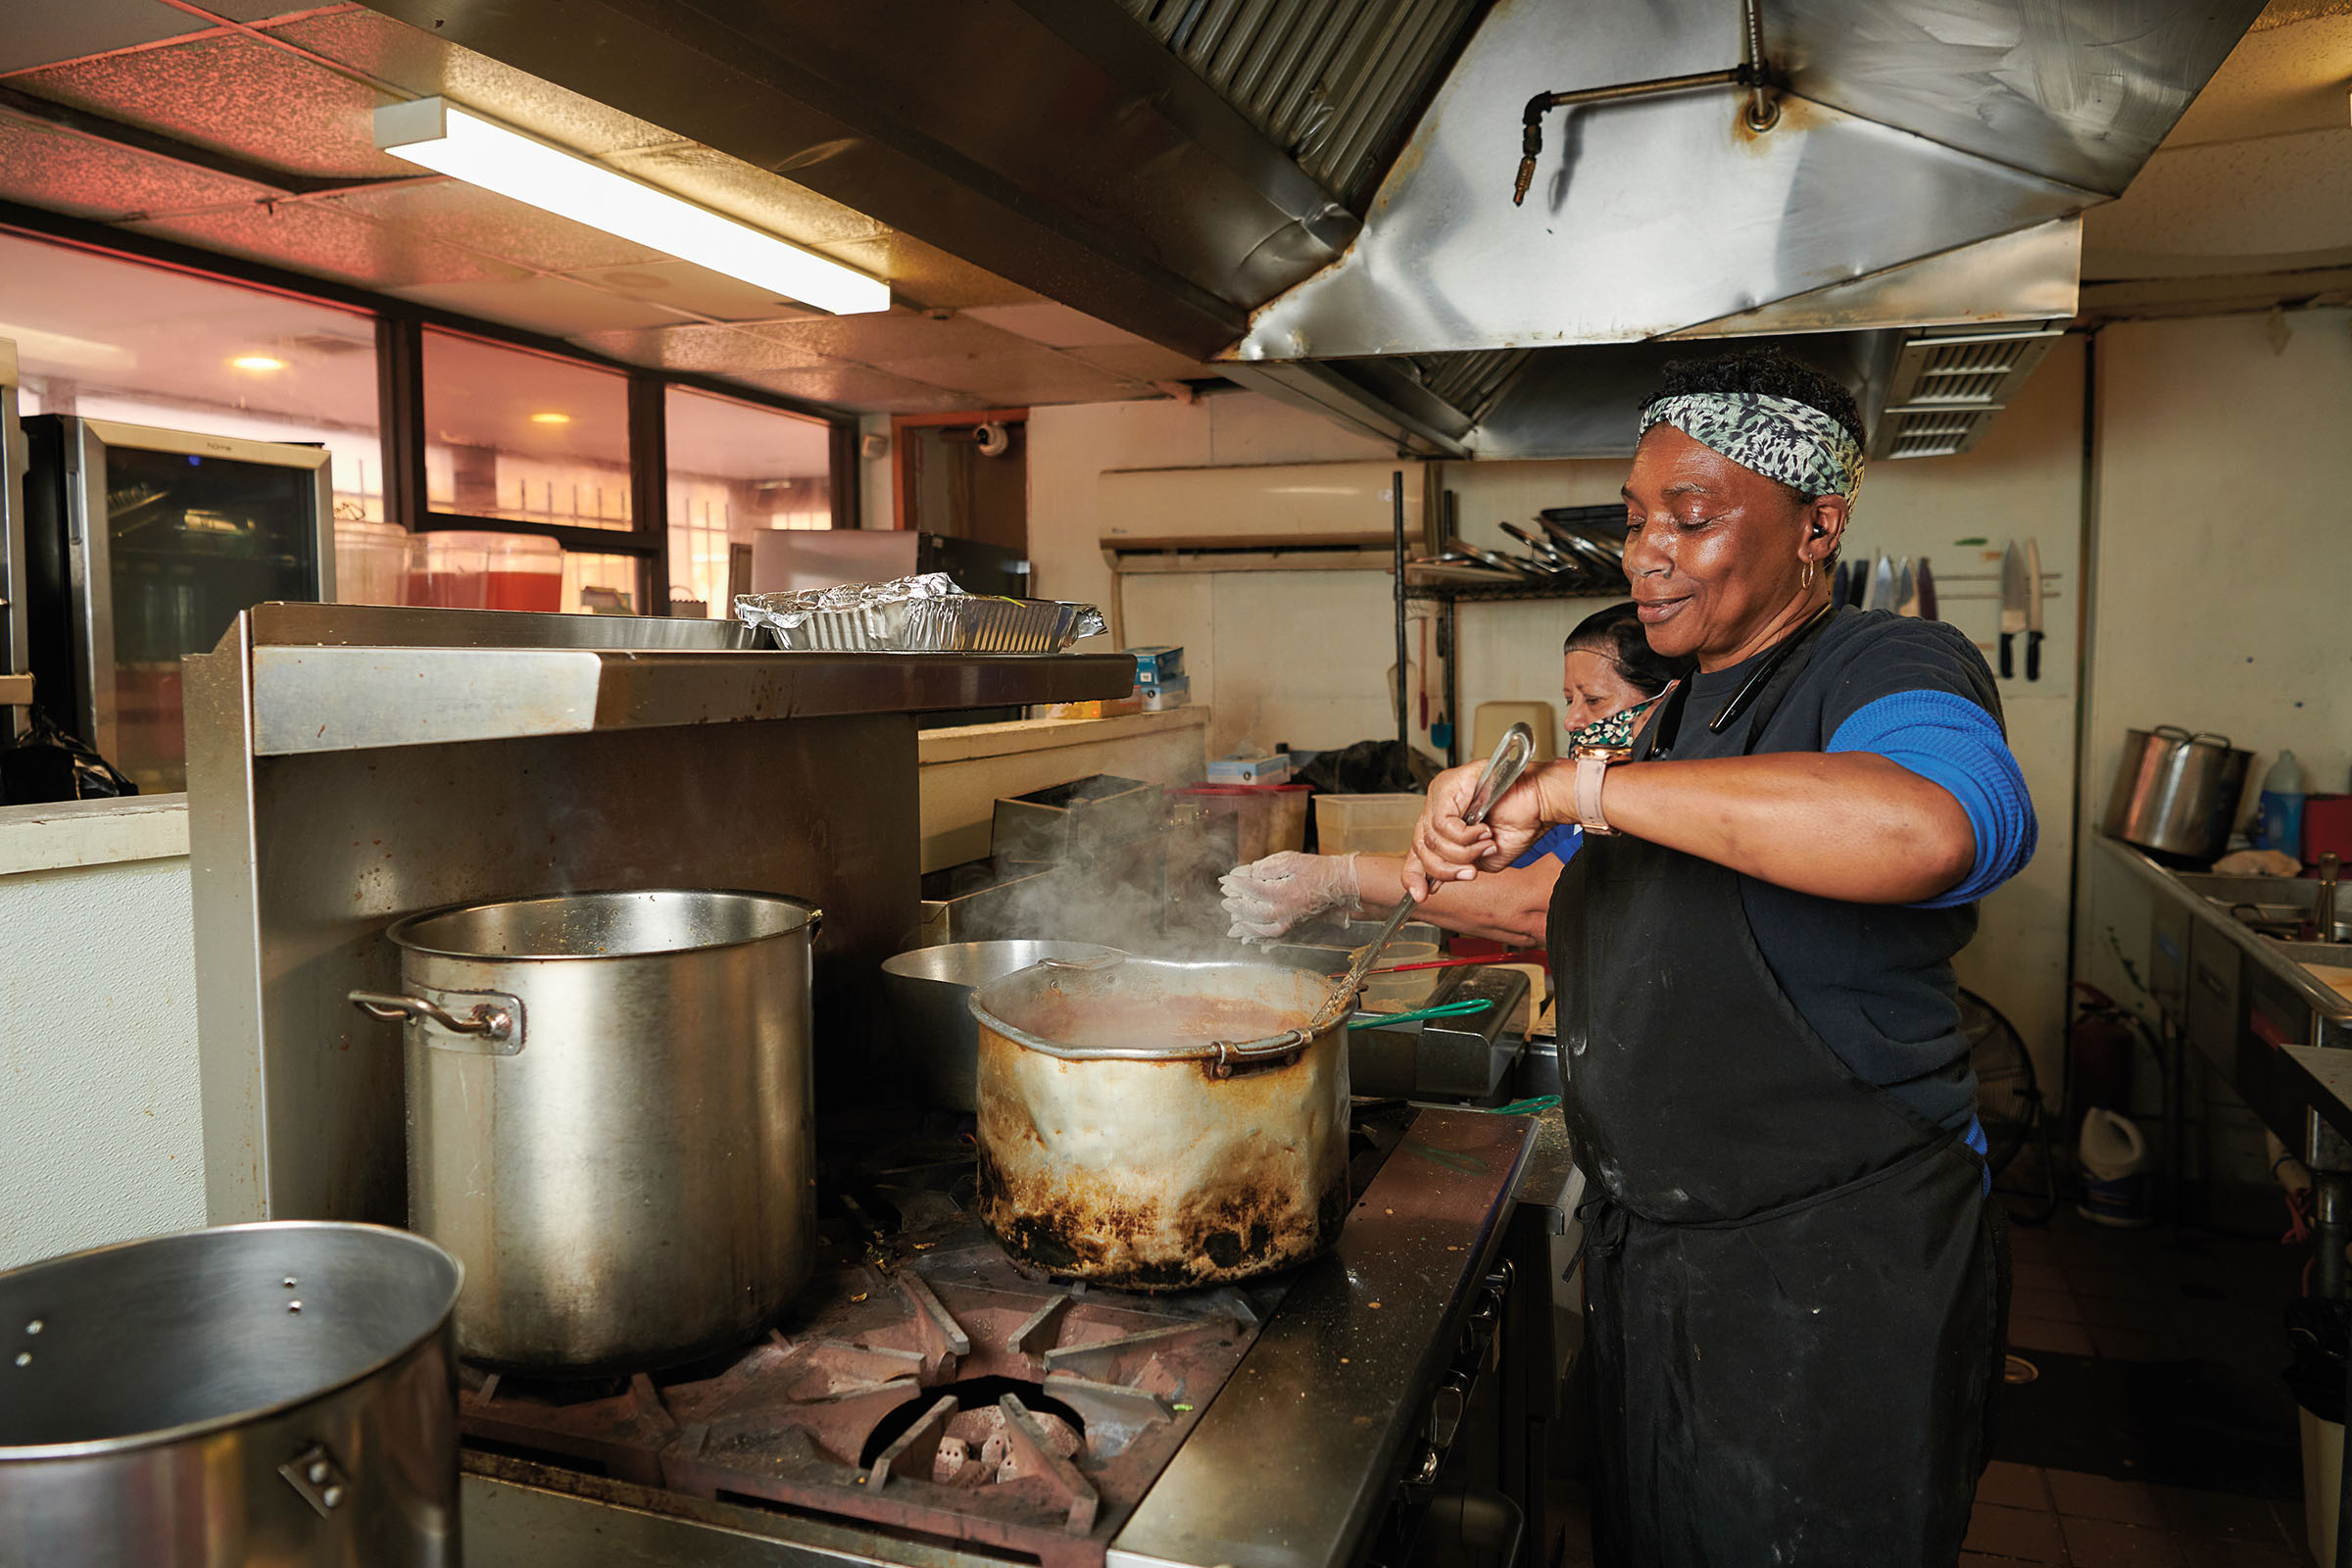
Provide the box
[1404,348,2035,1565]
[1219,602,1690,945]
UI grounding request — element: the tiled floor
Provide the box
[1549,1205,2325,1565]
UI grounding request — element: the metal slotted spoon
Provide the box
[1305,722,1538,1033]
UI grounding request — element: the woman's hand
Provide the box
[1401,761,1562,899]
[1219,851,1360,941]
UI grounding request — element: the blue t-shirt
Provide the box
[1631,609,2035,1128]
[1514,823,1583,869]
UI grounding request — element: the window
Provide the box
[422,329,633,529]
[664,385,832,617]
[0,230,380,520]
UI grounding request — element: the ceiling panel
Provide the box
[564,259,834,324]
[810,232,1038,311]
[332,178,669,274]
[383,274,699,336]
[603,143,891,247]
[745,310,1029,363]
[2082,125,2352,274]
[0,111,278,220]
[10,31,403,180]
[962,301,1149,349]
[881,352,1153,405]
[266,9,683,157]
[2143,11,2352,148]
[126,198,527,289]
[566,323,834,374]
[0,0,208,76]
[1061,340,1222,383]
[734,364,982,414]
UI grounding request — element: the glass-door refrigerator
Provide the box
[24,416,333,792]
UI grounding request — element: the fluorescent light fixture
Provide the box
[529,411,572,425]
[229,354,287,372]
[375,98,889,317]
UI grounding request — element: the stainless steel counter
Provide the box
[2098,837,2352,1030]
[1108,1108,1537,1568]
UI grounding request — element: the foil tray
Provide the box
[737,573,1103,654]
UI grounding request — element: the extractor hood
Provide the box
[362,0,2267,458]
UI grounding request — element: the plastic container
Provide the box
[2076,1106,2154,1227]
[1315,793,1426,857]
[332,518,410,607]
[406,530,564,612]
[1170,784,1310,864]
[2260,750,2307,855]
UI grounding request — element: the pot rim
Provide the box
[0,1221,463,1462]
[966,954,1335,1063]
[386,887,821,963]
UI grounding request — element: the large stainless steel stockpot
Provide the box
[2103,726,2252,859]
[0,1222,462,1568]
[352,888,819,1371]
[881,940,1121,1109]
[969,955,1350,1289]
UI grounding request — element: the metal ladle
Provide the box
[1305,722,1538,1032]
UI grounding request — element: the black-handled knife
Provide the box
[2024,538,2044,681]
[1998,542,2026,680]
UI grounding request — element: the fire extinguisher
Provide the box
[2067,981,2141,1141]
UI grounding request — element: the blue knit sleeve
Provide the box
[1512,823,1582,870]
[1827,690,2036,907]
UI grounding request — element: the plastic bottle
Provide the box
[2260,750,2307,856]
[2077,1107,2154,1228]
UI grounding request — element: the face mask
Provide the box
[1565,686,1674,751]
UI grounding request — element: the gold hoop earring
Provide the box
[1801,559,1815,590]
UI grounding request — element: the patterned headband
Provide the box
[1640,391,1865,502]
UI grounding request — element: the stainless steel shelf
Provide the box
[236,604,1133,756]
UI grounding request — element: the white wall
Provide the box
[0,848,204,1270]
[1028,391,1396,757]
[2075,308,2352,1050]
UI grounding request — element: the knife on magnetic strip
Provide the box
[2024,538,2045,681]
[1998,541,2028,679]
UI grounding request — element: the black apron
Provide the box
[1550,624,2009,1567]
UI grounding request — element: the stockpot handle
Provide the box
[1036,954,1126,972]
[349,989,523,1055]
[1204,1027,1313,1077]
[2187,732,2232,750]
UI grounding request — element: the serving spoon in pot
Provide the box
[1304,722,1537,1033]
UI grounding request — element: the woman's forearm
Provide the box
[1356,852,1557,945]
[1579,752,1976,904]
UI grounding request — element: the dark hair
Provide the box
[1641,347,1867,453]
[1563,602,1690,696]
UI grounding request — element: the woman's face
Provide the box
[1561,648,1648,733]
[1621,423,1844,668]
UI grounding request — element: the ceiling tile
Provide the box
[385,275,700,336]
[267,9,681,157]
[0,112,278,220]
[2162,14,2352,149]
[125,198,527,290]
[744,309,1028,363]
[10,32,403,180]
[568,323,835,374]
[812,232,1038,310]
[333,178,668,274]
[733,364,981,415]
[602,143,890,247]
[961,301,1148,349]
[566,260,838,324]
[0,0,208,76]
[881,352,1156,405]
[2084,126,2352,276]
[1060,341,1223,383]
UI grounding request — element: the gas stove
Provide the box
[457,1105,1544,1568]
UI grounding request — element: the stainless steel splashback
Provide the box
[185,603,1132,1226]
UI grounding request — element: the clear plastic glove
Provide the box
[1218,852,1360,942]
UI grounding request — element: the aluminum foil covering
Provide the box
[736,573,1105,654]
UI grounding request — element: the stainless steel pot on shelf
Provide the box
[881,940,1121,1109]
[968,955,1351,1290]
[351,887,819,1372]
[2103,726,2252,859]
[0,1222,463,1568]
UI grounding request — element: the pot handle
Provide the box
[2153,724,2193,742]
[1036,954,1126,972]
[2187,731,2232,750]
[1206,1027,1313,1077]
[349,989,523,1055]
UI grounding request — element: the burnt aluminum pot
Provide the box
[968,955,1350,1289]
[351,888,819,1372]
[0,1222,462,1567]
[2103,726,2252,859]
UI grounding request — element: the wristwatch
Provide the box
[1571,745,1634,835]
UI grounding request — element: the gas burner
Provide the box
[460,1235,1280,1567]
